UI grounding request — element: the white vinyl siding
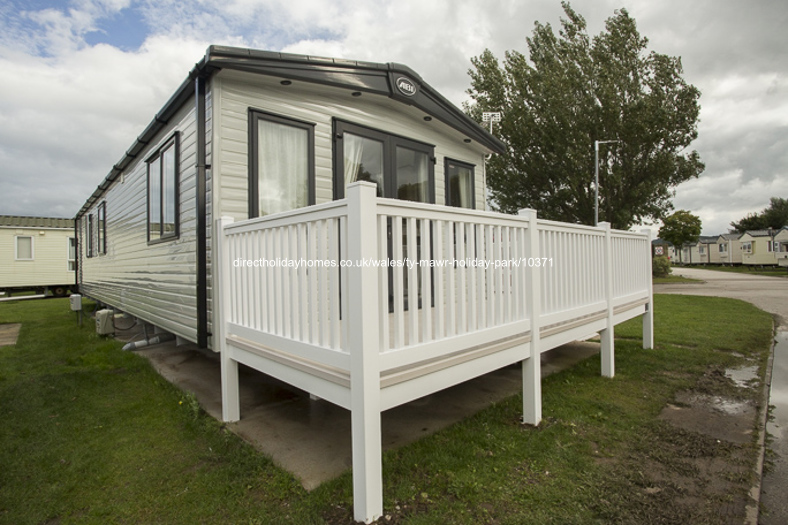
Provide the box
[211,70,488,223]
[0,227,75,288]
[15,236,33,260]
[79,95,206,343]
[740,234,779,265]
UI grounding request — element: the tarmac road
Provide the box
[655,266,788,524]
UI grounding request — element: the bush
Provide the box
[652,256,671,278]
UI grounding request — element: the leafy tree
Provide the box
[730,212,766,232]
[466,2,704,229]
[731,197,788,231]
[658,210,701,263]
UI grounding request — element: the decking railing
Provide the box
[215,181,653,523]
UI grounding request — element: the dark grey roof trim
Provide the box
[76,45,504,218]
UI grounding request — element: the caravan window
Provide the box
[15,236,33,260]
[87,214,94,258]
[445,159,475,208]
[249,111,315,218]
[68,237,76,271]
[147,134,179,243]
[333,120,434,203]
[97,202,106,255]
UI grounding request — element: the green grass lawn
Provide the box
[0,296,774,524]
[653,274,702,284]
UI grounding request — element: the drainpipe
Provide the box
[195,74,209,348]
[122,333,175,351]
[73,217,79,292]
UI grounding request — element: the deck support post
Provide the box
[600,222,615,378]
[217,216,240,422]
[520,208,542,426]
[346,182,383,524]
[641,229,655,350]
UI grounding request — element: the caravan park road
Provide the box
[655,267,788,525]
[655,267,788,330]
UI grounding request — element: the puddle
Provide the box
[660,391,755,443]
[725,365,758,388]
[682,393,752,416]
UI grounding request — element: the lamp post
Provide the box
[594,139,621,226]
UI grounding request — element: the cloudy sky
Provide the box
[0,0,786,235]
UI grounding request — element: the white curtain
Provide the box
[258,120,308,216]
[457,165,472,208]
[344,133,364,185]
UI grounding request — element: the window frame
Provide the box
[742,241,752,253]
[444,158,476,209]
[248,109,316,219]
[146,133,180,244]
[333,119,435,203]
[97,201,107,255]
[14,235,34,261]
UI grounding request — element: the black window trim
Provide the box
[444,157,476,209]
[146,133,181,245]
[332,119,435,203]
[248,109,316,219]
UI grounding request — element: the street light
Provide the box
[594,139,621,226]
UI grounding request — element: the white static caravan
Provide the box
[716,232,743,265]
[76,46,501,348]
[740,229,780,266]
[776,227,788,266]
[76,46,653,523]
[680,242,701,264]
[0,216,76,297]
[697,235,720,264]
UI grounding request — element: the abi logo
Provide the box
[395,76,417,97]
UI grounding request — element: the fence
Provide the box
[215,181,653,523]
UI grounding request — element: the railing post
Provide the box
[216,216,240,422]
[641,229,654,349]
[599,222,614,378]
[519,208,541,426]
[346,181,383,523]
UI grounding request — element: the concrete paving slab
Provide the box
[135,339,600,490]
[0,323,21,347]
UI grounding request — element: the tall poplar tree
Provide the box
[467,3,704,229]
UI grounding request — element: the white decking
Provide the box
[215,182,653,523]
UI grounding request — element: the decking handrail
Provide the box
[216,181,654,523]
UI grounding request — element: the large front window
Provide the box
[334,120,434,203]
[335,121,435,311]
[249,111,315,218]
[147,134,179,242]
